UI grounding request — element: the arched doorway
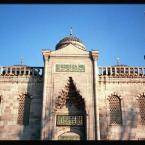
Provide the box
[55,77,86,140]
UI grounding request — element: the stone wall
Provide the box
[97,76,145,140]
[1,64,145,140]
[0,76,43,140]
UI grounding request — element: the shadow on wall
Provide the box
[119,107,136,140]
[66,77,87,140]
[41,101,55,140]
[106,107,137,140]
[49,77,87,140]
[17,75,43,140]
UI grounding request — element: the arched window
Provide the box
[17,93,31,125]
[108,94,122,125]
[55,77,86,140]
[137,93,145,125]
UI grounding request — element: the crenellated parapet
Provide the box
[98,66,145,77]
[0,66,44,77]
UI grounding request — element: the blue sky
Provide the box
[0,4,145,67]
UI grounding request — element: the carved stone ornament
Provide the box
[55,77,85,110]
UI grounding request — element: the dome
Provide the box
[55,34,86,50]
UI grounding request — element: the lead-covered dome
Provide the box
[55,34,86,50]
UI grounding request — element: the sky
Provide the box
[0,4,145,67]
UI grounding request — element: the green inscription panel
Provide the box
[56,115,83,126]
[55,64,85,72]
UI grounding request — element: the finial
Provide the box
[70,27,73,36]
[116,57,120,65]
[20,57,24,65]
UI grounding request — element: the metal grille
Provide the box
[109,95,122,125]
[138,95,145,125]
[17,94,31,125]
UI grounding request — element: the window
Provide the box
[137,94,145,125]
[108,95,122,125]
[17,94,31,125]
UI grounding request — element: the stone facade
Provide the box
[0,69,43,140]
[97,75,145,140]
[0,35,145,140]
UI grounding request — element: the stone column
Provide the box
[142,68,144,76]
[137,67,139,76]
[24,67,26,75]
[110,67,112,75]
[115,67,117,76]
[5,67,8,75]
[92,50,100,140]
[19,67,22,75]
[133,68,135,75]
[98,67,102,75]
[129,67,130,76]
[106,67,108,75]
[41,50,51,140]
[14,67,16,75]
[123,67,125,74]
[28,69,31,75]
[9,67,12,75]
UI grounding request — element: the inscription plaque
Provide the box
[55,64,85,72]
[56,115,83,126]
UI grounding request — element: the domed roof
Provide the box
[55,34,86,50]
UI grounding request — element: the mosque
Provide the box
[0,32,145,140]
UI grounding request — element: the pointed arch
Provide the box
[136,93,145,125]
[17,93,32,125]
[55,77,85,111]
[107,93,122,125]
[54,77,86,140]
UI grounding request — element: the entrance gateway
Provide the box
[41,34,99,140]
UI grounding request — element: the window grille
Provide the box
[138,95,145,125]
[17,94,31,125]
[109,95,122,125]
